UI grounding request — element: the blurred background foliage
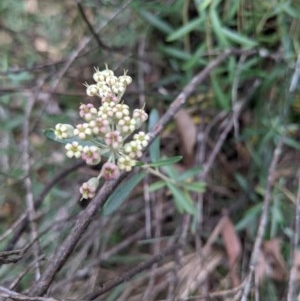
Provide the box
[1,0,300,300]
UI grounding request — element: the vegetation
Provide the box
[0,0,300,300]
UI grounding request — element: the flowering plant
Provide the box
[47,65,149,200]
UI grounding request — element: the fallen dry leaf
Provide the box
[262,239,287,281]
[255,238,287,283]
[221,215,241,286]
[175,109,197,167]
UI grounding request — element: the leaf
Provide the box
[262,239,287,281]
[167,17,203,42]
[2,115,24,130]
[210,9,229,47]
[148,180,166,192]
[102,172,146,216]
[182,181,206,193]
[221,27,257,48]
[160,46,192,61]
[221,215,241,286]
[148,109,160,162]
[148,156,182,168]
[175,109,197,167]
[235,203,262,232]
[177,166,203,181]
[166,182,195,214]
[139,10,173,34]
[162,164,179,179]
[44,128,94,146]
[211,72,230,110]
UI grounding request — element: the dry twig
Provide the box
[241,138,284,301]
[287,170,300,301]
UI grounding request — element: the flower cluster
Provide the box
[54,65,149,199]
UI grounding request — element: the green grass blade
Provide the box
[221,27,257,48]
[167,17,203,42]
[139,10,173,34]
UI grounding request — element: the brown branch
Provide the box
[0,286,57,301]
[23,94,41,280]
[77,3,121,52]
[241,138,284,301]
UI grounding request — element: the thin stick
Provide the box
[23,93,41,280]
[241,138,284,301]
[77,3,121,51]
[0,286,57,301]
[287,170,300,301]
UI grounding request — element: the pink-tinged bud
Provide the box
[89,117,110,135]
[105,131,122,149]
[74,123,92,140]
[102,93,119,104]
[79,177,99,199]
[81,146,101,165]
[101,162,120,180]
[133,109,148,128]
[79,103,97,121]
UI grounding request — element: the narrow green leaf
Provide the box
[167,182,195,214]
[210,9,229,47]
[221,27,257,48]
[160,46,192,61]
[198,0,214,11]
[148,109,160,162]
[177,166,203,181]
[183,44,206,70]
[235,203,262,232]
[211,73,230,110]
[148,180,166,192]
[102,172,146,216]
[148,156,182,168]
[139,10,173,34]
[2,116,24,130]
[162,164,178,179]
[283,137,300,150]
[182,182,206,193]
[167,17,203,42]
